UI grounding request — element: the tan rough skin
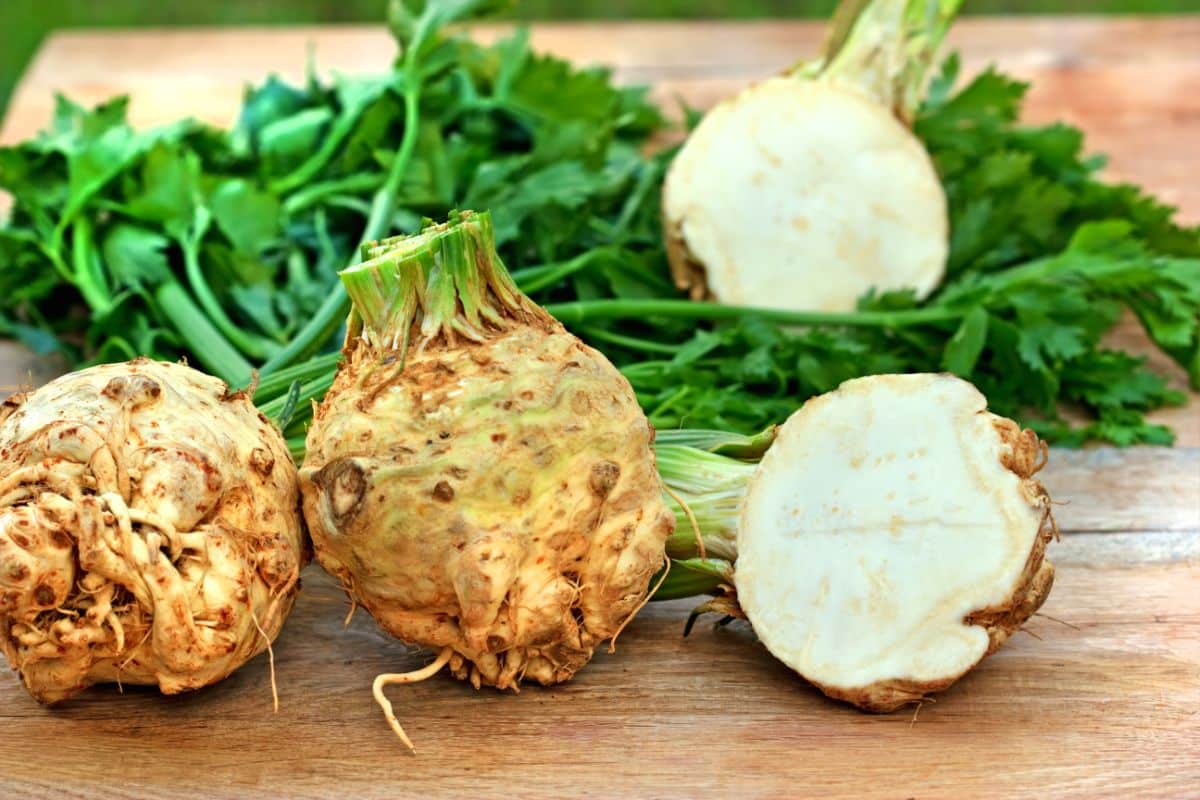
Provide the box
[0,359,306,703]
[301,314,674,690]
[663,215,711,301]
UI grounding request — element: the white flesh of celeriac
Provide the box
[663,77,947,312]
[735,373,1052,709]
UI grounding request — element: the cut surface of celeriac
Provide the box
[663,76,947,312]
[735,373,1054,711]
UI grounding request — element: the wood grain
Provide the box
[0,17,1198,800]
[0,556,1195,800]
[1042,448,1200,534]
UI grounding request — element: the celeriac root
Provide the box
[373,647,455,752]
[736,373,1056,711]
[0,359,306,703]
[302,212,674,698]
[662,0,957,313]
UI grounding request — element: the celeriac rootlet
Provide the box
[299,211,674,749]
[663,0,959,312]
[0,359,306,704]
[653,373,1056,711]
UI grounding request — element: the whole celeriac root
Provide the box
[656,373,1056,711]
[301,211,674,748]
[0,359,306,703]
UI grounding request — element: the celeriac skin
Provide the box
[301,212,674,690]
[0,358,306,703]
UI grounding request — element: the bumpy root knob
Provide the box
[0,358,306,703]
[301,323,674,691]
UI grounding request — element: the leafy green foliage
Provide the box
[0,0,662,387]
[535,58,1199,446]
[1,8,1197,445]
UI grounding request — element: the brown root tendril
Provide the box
[663,483,705,561]
[250,609,279,714]
[608,556,671,654]
[372,646,455,752]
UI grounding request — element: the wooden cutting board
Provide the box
[1,18,1197,800]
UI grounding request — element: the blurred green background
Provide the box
[1,1,1195,118]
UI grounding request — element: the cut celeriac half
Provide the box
[662,0,959,312]
[655,373,1056,711]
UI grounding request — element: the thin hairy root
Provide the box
[1034,612,1080,631]
[107,610,126,652]
[683,591,744,637]
[609,557,670,653]
[1047,507,1061,542]
[118,626,155,671]
[250,609,279,714]
[663,484,704,560]
[372,647,455,753]
[262,569,301,633]
[342,578,359,628]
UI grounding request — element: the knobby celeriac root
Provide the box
[300,212,674,746]
[305,306,671,694]
[0,358,307,703]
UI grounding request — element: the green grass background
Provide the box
[1,1,1196,118]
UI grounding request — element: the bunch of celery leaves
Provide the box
[1,0,1197,450]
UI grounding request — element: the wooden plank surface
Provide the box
[0,555,1197,800]
[0,17,1198,800]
